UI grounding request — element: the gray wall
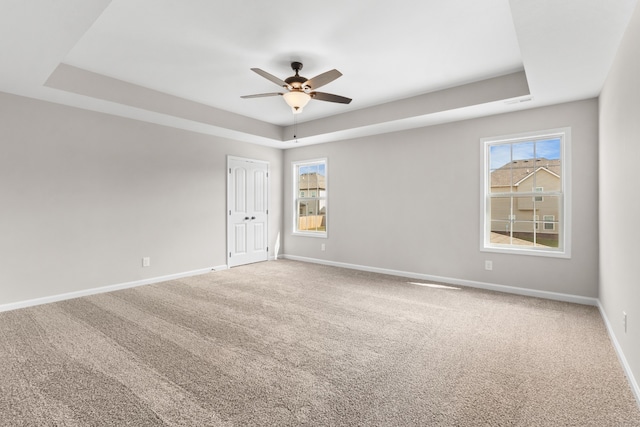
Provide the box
[599,2,640,396]
[284,99,599,297]
[0,90,600,305]
[0,92,283,305]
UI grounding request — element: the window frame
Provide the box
[480,127,571,258]
[292,158,328,238]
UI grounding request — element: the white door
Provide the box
[227,157,269,267]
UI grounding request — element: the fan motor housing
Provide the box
[285,75,307,87]
[285,61,307,88]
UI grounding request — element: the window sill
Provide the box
[293,231,327,238]
[481,245,571,259]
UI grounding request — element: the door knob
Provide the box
[251,216,256,220]
[244,217,250,220]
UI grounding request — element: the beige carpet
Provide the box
[1,259,638,426]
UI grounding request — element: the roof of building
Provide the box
[491,158,561,187]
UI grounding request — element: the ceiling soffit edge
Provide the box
[44,65,530,147]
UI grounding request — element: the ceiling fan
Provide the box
[241,61,352,114]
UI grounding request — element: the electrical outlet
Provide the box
[623,311,627,333]
[142,257,151,267]
[321,243,326,251]
[485,260,493,271]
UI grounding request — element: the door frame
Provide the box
[226,155,270,268]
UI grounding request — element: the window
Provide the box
[534,187,544,202]
[543,215,555,231]
[293,159,327,236]
[481,128,571,258]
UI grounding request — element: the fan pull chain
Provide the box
[293,114,298,143]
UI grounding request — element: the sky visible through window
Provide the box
[299,163,326,176]
[490,138,561,170]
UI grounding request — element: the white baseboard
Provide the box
[597,301,640,407]
[282,254,598,306]
[0,266,221,313]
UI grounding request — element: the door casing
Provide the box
[226,156,269,268]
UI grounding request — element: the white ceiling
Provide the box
[0,0,637,148]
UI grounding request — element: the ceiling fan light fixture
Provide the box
[242,63,351,114]
[283,90,311,114]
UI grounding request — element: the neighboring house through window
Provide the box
[481,128,571,258]
[293,159,327,236]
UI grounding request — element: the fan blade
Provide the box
[250,68,290,88]
[304,69,342,90]
[311,92,352,104]
[240,92,283,99]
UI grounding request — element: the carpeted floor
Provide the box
[1,259,639,426]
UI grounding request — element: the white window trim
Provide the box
[480,127,571,259]
[292,158,328,238]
